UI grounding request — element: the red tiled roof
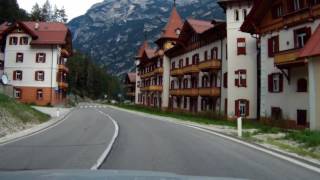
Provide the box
[0,21,70,45]
[127,73,136,83]
[136,40,149,58]
[159,6,183,39]
[299,24,320,59]
[186,18,214,34]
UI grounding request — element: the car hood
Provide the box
[0,170,248,180]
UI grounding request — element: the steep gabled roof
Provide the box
[186,18,214,34]
[136,40,149,59]
[159,6,183,40]
[126,73,136,83]
[299,24,320,59]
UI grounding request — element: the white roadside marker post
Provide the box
[56,108,60,118]
[237,117,242,138]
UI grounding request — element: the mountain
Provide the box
[68,0,225,75]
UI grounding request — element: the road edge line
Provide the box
[91,110,119,170]
[108,105,320,174]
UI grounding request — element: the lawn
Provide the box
[0,93,50,123]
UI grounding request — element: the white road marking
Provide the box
[91,110,119,170]
[108,106,320,174]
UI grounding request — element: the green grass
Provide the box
[114,104,281,131]
[267,139,320,159]
[0,93,50,123]
[285,130,320,147]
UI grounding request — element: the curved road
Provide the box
[0,104,319,180]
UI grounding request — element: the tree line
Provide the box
[66,53,122,100]
[0,0,67,24]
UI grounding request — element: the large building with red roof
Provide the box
[0,21,72,106]
[241,0,320,129]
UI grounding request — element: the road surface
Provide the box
[0,104,319,180]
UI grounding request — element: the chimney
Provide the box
[35,23,39,30]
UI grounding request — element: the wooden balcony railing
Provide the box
[182,65,200,74]
[198,87,220,97]
[141,85,163,92]
[274,48,305,67]
[170,88,199,97]
[58,64,69,72]
[171,68,184,76]
[58,82,69,89]
[126,92,135,97]
[198,59,221,71]
[140,67,163,79]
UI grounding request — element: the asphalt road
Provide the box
[0,104,319,180]
[100,106,320,180]
[0,107,115,170]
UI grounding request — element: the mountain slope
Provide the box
[68,0,224,75]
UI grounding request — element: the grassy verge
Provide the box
[114,104,281,131]
[285,130,320,147]
[0,93,50,123]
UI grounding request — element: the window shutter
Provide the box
[235,71,239,87]
[306,27,312,41]
[224,72,228,88]
[36,53,39,63]
[268,38,273,57]
[268,74,273,92]
[13,71,16,80]
[20,71,23,80]
[43,54,46,63]
[241,70,247,87]
[246,100,250,116]
[279,74,284,92]
[275,36,279,53]
[235,100,240,117]
[237,38,246,55]
[35,71,38,81]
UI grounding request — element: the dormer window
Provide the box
[20,37,29,45]
[9,37,18,45]
[175,28,181,36]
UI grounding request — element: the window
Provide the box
[35,71,45,81]
[183,79,188,89]
[223,72,228,88]
[171,80,175,90]
[185,57,189,66]
[204,51,208,61]
[0,61,4,70]
[309,0,320,5]
[20,37,29,45]
[237,38,246,55]
[171,62,175,69]
[235,99,249,117]
[14,88,22,99]
[271,107,283,120]
[13,70,23,81]
[179,59,183,68]
[235,70,247,87]
[16,53,23,63]
[297,78,308,92]
[268,73,283,93]
[192,54,200,65]
[191,77,198,88]
[297,110,307,126]
[272,4,283,19]
[268,36,279,57]
[36,53,46,63]
[184,97,188,109]
[234,9,239,21]
[293,0,303,11]
[243,9,247,19]
[36,89,43,100]
[294,27,311,48]
[9,37,18,45]
[211,47,218,59]
[202,75,209,88]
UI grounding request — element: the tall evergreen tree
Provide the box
[30,3,44,21]
[0,0,30,23]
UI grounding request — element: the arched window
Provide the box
[171,80,175,90]
[183,79,188,89]
[202,75,209,88]
[297,78,307,92]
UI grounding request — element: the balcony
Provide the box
[182,65,200,74]
[141,85,163,92]
[58,64,69,72]
[274,48,305,68]
[170,88,199,97]
[283,7,311,27]
[198,59,221,71]
[126,92,135,97]
[140,67,163,79]
[198,87,220,97]
[58,82,68,89]
[171,68,183,76]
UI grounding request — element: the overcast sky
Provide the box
[17,0,103,21]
